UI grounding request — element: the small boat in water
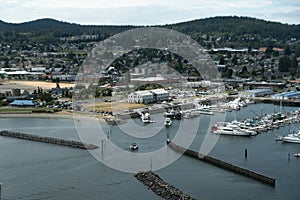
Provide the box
[164,109,183,120]
[294,153,300,157]
[141,113,155,123]
[164,118,172,126]
[164,109,176,118]
[130,143,138,151]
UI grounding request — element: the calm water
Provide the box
[0,103,300,200]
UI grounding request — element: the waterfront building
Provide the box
[128,89,169,104]
[271,91,300,100]
[151,89,169,102]
[128,91,154,104]
[239,88,273,98]
[243,81,285,90]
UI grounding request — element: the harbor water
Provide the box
[1,103,300,200]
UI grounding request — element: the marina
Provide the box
[0,103,300,199]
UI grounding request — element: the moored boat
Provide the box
[164,118,172,126]
[141,113,155,123]
[281,131,300,144]
[211,123,252,136]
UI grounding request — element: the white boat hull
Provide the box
[282,138,300,143]
[213,129,251,136]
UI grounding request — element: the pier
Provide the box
[135,171,196,200]
[167,141,276,186]
[0,130,99,150]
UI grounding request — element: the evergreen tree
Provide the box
[284,46,291,56]
[278,56,289,72]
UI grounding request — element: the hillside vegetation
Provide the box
[1,16,299,48]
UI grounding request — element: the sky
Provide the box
[0,0,299,25]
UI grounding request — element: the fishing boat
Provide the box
[164,118,172,126]
[294,153,300,157]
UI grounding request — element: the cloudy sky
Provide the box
[0,0,299,25]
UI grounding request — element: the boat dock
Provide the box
[167,141,276,186]
[0,130,99,150]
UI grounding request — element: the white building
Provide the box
[128,89,169,104]
[128,91,154,104]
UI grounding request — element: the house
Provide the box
[51,87,71,96]
[9,100,37,107]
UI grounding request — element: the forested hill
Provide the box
[167,16,300,40]
[0,18,135,39]
[0,16,299,47]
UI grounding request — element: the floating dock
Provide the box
[0,130,99,150]
[135,171,196,200]
[167,141,276,186]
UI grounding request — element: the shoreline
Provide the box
[0,112,107,123]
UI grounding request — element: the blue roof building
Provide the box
[9,100,37,107]
[272,91,300,100]
[239,88,273,98]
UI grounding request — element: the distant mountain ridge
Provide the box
[166,16,300,40]
[0,16,299,46]
[0,18,133,34]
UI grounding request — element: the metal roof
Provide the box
[243,89,273,93]
[10,100,36,106]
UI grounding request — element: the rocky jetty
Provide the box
[135,171,196,200]
[168,141,275,186]
[0,130,98,150]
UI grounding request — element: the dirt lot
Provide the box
[83,101,145,112]
[0,80,74,93]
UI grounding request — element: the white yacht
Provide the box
[164,118,172,126]
[281,131,300,144]
[211,123,252,136]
